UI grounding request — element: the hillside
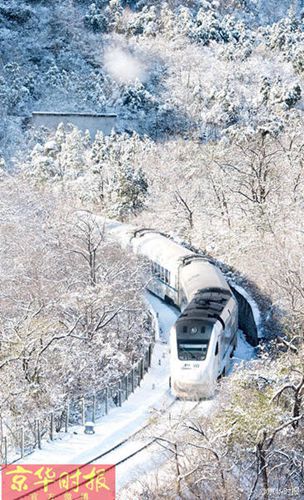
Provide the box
[1,1,304,153]
[0,1,304,498]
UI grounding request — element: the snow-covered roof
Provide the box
[180,260,231,300]
[132,231,194,272]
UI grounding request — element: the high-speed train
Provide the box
[106,222,238,399]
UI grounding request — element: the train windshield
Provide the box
[178,340,209,361]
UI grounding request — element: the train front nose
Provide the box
[172,377,215,399]
[172,363,216,399]
[170,317,215,399]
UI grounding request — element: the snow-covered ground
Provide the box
[17,292,256,496]
[19,295,177,465]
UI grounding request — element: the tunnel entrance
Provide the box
[230,285,259,347]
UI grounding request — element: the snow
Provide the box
[19,295,177,468]
[16,293,256,495]
[231,329,257,368]
[146,292,179,343]
[113,398,215,495]
[104,218,136,248]
[20,342,171,464]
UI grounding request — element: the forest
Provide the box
[0,0,303,498]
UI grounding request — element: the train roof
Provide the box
[180,259,231,301]
[176,291,230,334]
[132,231,194,272]
[180,291,227,315]
[177,311,218,324]
[104,222,194,271]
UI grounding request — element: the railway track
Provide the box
[94,399,202,462]
[13,398,203,500]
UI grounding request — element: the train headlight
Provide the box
[191,327,198,335]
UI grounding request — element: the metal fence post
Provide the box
[125,376,128,401]
[81,398,85,426]
[65,403,69,433]
[37,420,41,450]
[50,412,54,441]
[145,350,149,370]
[131,368,135,393]
[137,362,141,387]
[92,394,96,423]
[105,387,108,415]
[148,344,152,367]
[118,381,122,407]
[3,436,7,465]
[20,427,24,459]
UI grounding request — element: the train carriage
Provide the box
[106,221,238,399]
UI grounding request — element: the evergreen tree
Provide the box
[107,163,148,219]
[84,3,108,33]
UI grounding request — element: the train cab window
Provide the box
[178,339,209,361]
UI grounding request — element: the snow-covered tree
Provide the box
[84,3,109,33]
[0,179,151,438]
[107,163,148,219]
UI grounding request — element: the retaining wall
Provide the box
[230,285,260,347]
[31,112,117,138]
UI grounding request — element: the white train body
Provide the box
[106,222,238,399]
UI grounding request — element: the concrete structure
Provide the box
[31,112,117,138]
[231,286,259,346]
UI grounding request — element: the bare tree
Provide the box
[70,211,105,286]
[216,133,282,219]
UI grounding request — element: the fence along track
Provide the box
[13,399,201,500]
[0,339,154,467]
